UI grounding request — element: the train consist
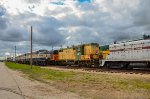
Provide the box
[7,36,150,69]
[10,43,100,67]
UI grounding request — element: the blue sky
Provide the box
[50,0,92,5]
[0,6,6,16]
[50,1,65,5]
[78,0,92,3]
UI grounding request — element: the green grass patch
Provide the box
[5,62,75,81]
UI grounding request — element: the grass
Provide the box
[5,62,150,98]
[5,62,75,81]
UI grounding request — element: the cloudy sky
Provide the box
[0,0,150,57]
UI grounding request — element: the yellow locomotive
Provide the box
[58,43,100,67]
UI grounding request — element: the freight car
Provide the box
[100,38,150,69]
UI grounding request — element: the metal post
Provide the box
[30,26,33,69]
[15,46,16,63]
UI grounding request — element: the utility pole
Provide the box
[52,45,53,54]
[15,46,16,63]
[51,45,54,65]
[30,26,33,69]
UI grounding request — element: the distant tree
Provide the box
[143,34,150,39]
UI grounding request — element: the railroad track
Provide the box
[83,68,150,74]
[46,65,150,75]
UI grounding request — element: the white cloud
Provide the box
[0,0,150,57]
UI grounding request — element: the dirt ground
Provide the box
[42,66,150,99]
[8,66,85,99]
